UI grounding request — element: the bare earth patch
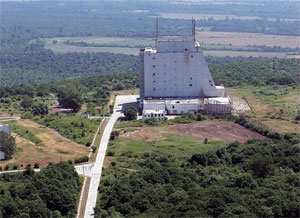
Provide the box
[170,121,265,143]
[120,127,164,141]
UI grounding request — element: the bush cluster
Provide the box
[74,156,89,164]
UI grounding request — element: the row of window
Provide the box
[144,113,165,118]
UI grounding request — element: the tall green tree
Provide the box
[124,106,137,120]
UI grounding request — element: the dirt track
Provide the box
[170,121,265,143]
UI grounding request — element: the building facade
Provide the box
[139,20,232,118]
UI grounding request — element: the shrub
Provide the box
[91,146,97,153]
[110,130,120,140]
[144,117,158,126]
[124,106,137,121]
[107,151,115,156]
[34,163,40,169]
[74,156,89,164]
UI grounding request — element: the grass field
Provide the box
[108,126,226,162]
[41,35,297,58]
[0,119,89,169]
[196,31,300,48]
[159,12,299,22]
[43,37,154,47]
[46,44,139,55]
[104,118,268,169]
[34,114,100,145]
[227,86,300,133]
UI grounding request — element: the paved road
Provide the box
[0,163,93,175]
[0,168,40,174]
[84,95,139,218]
[0,117,21,122]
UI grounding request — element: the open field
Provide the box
[170,121,265,143]
[43,36,154,47]
[34,114,100,145]
[0,119,89,169]
[227,86,300,133]
[159,12,299,22]
[45,44,139,55]
[108,120,264,161]
[196,31,300,48]
[45,43,289,58]
[41,35,297,58]
[204,50,287,58]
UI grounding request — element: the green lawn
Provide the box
[34,114,100,145]
[107,129,226,165]
[7,120,42,145]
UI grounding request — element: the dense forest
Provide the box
[210,58,300,87]
[0,43,139,86]
[2,40,276,86]
[95,137,300,217]
[0,162,81,218]
[1,58,298,93]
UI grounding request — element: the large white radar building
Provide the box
[139,20,232,119]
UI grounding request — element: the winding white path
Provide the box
[84,95,139,218]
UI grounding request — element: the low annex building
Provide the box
[139,20,232,119]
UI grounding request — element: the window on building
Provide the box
[209,80,211,82]
[190,84,192,87]
[153,80,156,83]
[172,106,175,109]
[153,57,156,59]
[153,65,156,68]
[211,84,213,86]
[190,77,192,80]
[153,88,156,91]
[153,73,156,76]
[191,55,193,58]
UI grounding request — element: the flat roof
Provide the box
[204,97,231,105]
[166,99,202,104]
[144,98,203,104]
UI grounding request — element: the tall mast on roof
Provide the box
[192,18,196,41]
[156,17,159,41]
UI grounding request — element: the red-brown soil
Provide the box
[170,121,265,143]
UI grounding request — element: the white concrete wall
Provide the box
[156,41,196,53]
[143,111,165,120]
[166,103,203,114]
[143,49,218,98]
